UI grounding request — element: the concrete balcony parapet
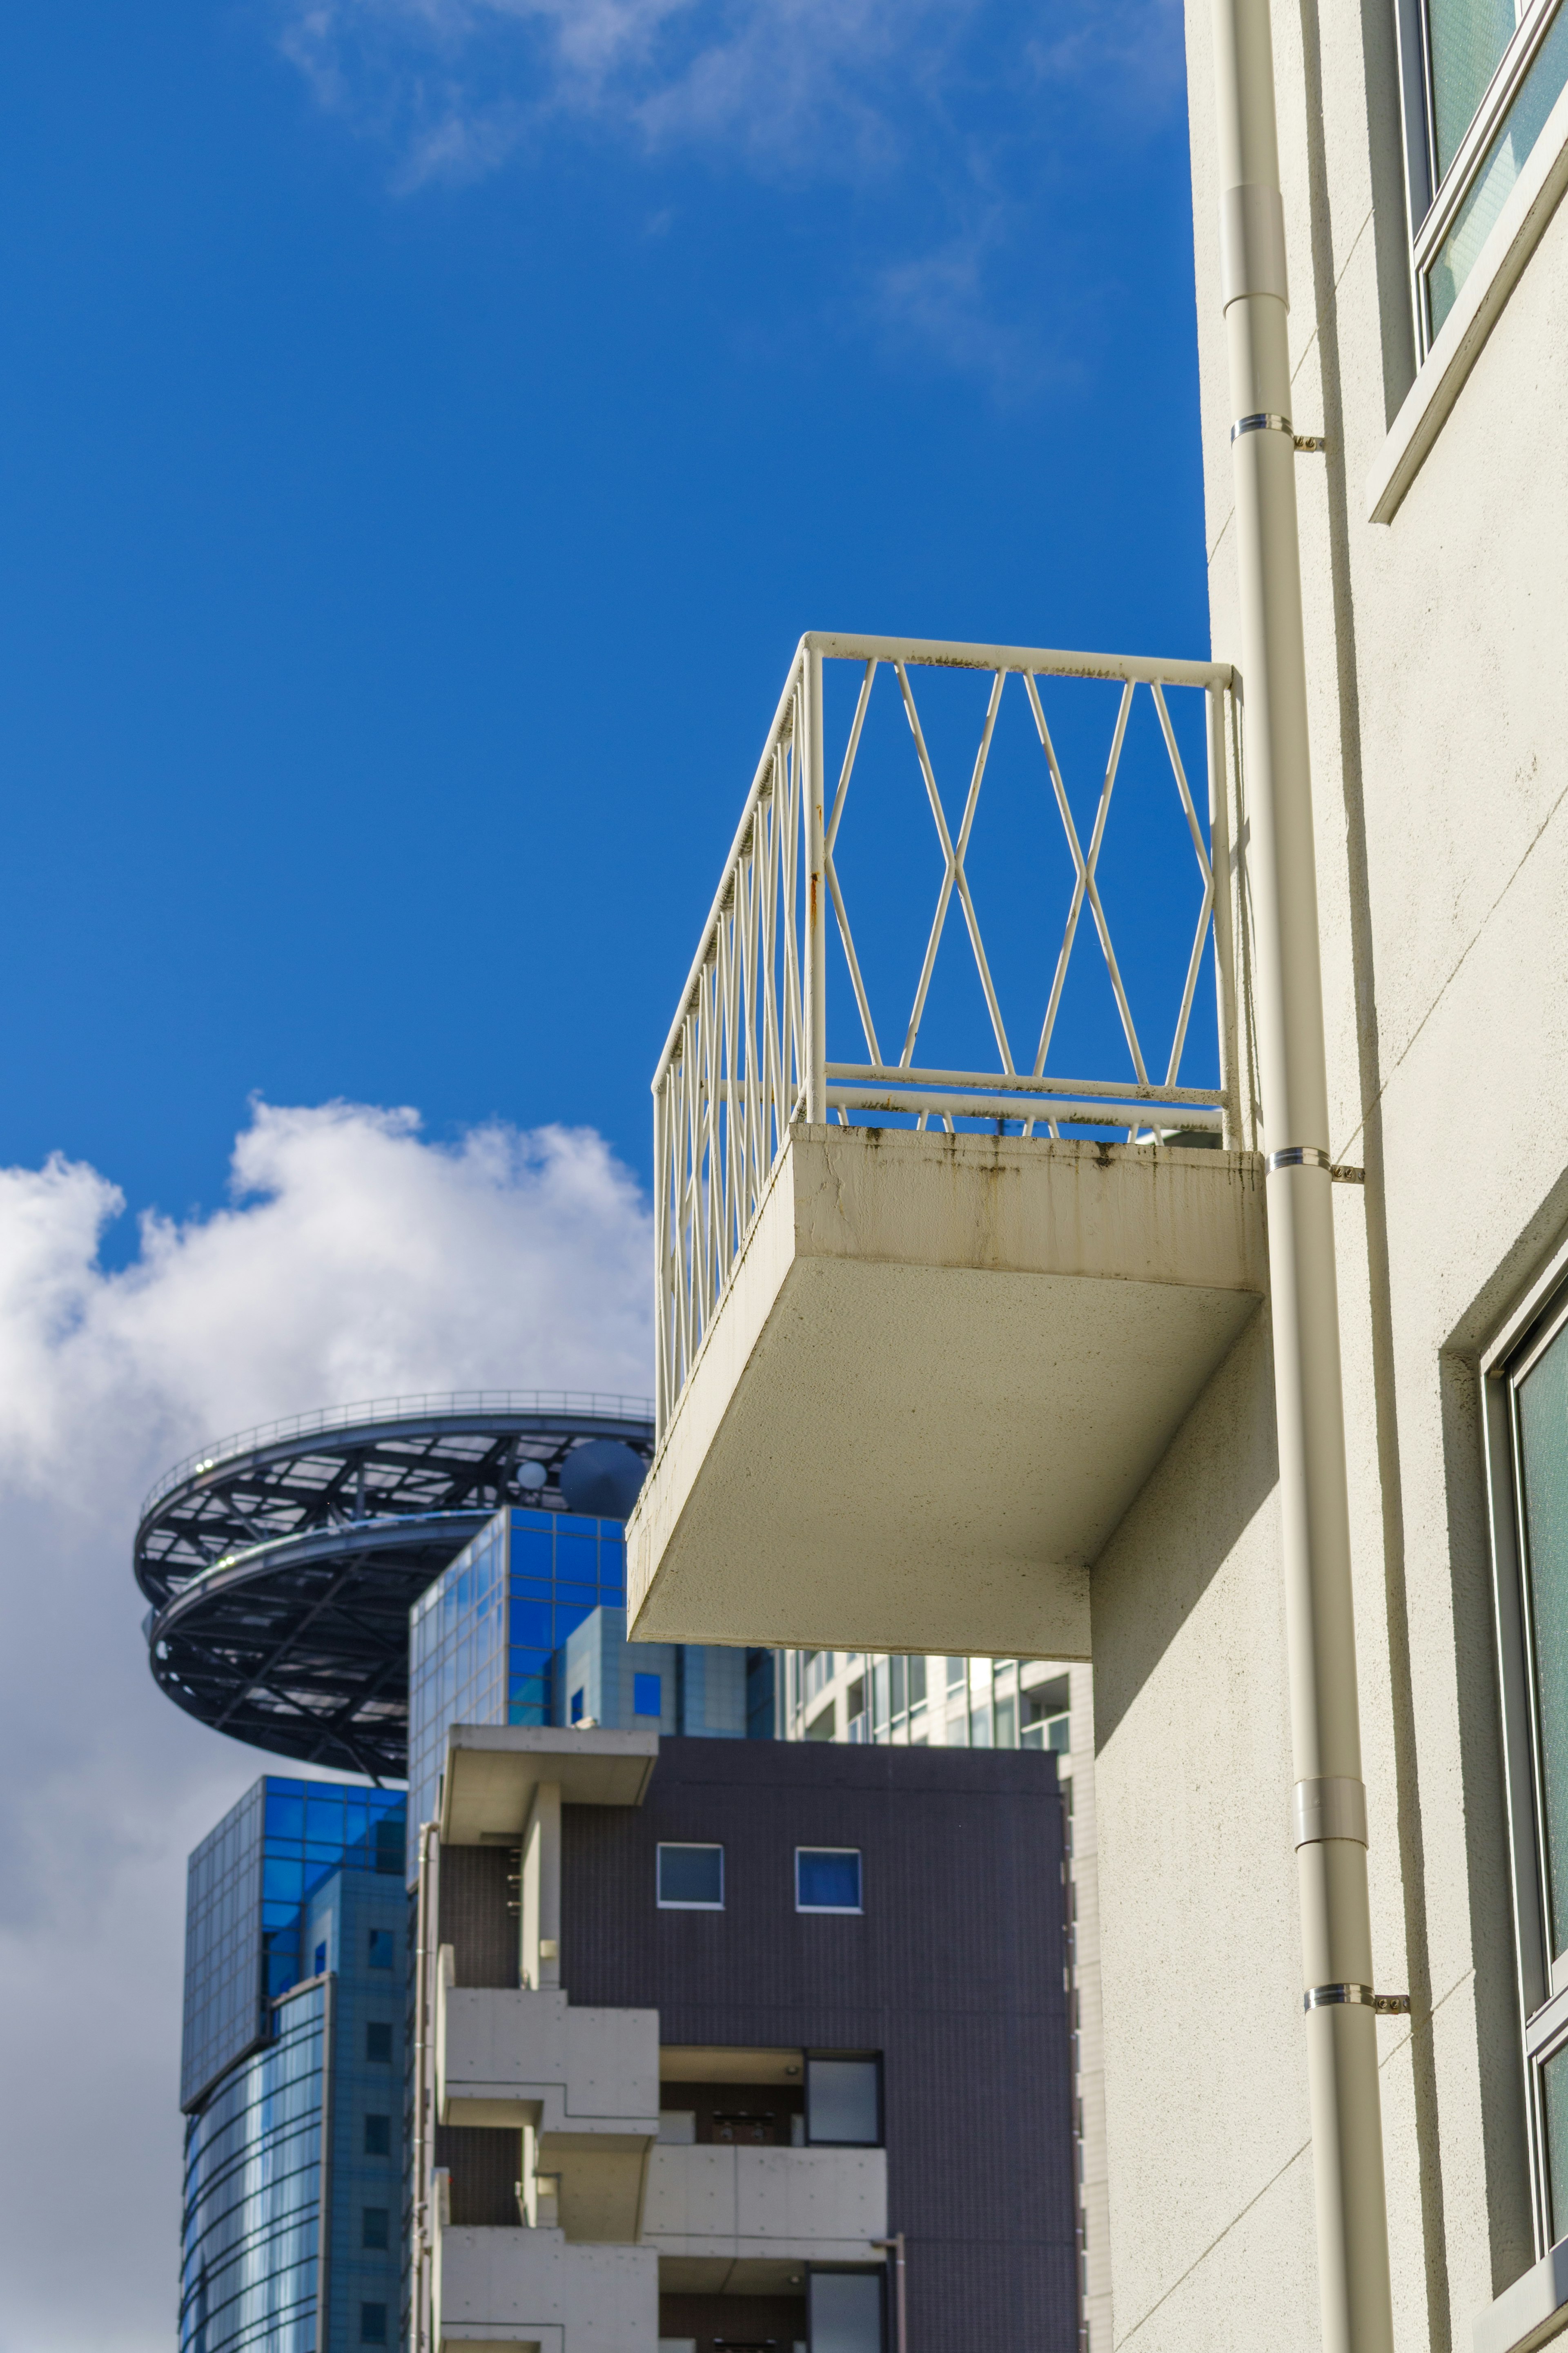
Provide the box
[432,2217,657,2351]
[437,1966,660,2135]
[641,2142,888,2264]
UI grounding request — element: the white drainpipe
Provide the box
[1207,4,1394,2349]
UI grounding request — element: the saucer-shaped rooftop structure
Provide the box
[136,1393,653,1780]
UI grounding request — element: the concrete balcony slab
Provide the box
[628,1127,1265,1659]
[641,2144,888,2263]
[437,1981,659,2134]
[434,2224,656,2351]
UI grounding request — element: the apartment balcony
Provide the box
[627,633,1265,1662]
[437,1964,659,2242]
[642,2142,888,2288]
[432,2210,657,2351]
[437,1971,660,2135]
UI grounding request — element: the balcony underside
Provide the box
[629,1128,1265,1659]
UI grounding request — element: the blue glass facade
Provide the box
[406,1507,627,1867]
[181,1981,325,2353]
[183,1777,405,2112]
[180,1778,407,2353]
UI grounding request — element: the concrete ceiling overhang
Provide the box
[628,1128,1267,1661]
[441,1725,659,1841]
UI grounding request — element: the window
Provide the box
[797,1848,862,1913]
[360,2302,388,2344]
[367,1929,393,1970]
[806,2056,881,2145]
[946,1656,965,1691]
[633,1671,662,1717]
[808,2268,884,2351]
[361,2206,389,2251]
[1397,0,1568,345]
[657,1843,724,1909]
[570,1686,585,1724]
[1024,1674,1071,1753]
[806,1702,837,1742]
[363,2114,391,2156]
[313,1940,327,1976]
[365,2022,392,2063]
[1486,1258,1568,2252]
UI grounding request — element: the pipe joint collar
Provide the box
[1293,1775,1368,1847]
[1219,182,1290,308]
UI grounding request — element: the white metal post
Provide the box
[1208,4,1394,2350]
[804,649,826,1124]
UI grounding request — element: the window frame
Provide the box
[804,2052,884,2148]
[1482,1234,1568,2255]
[1396,0,1568,355]
[795,1846,864,1916]
[655,1841,725,1911]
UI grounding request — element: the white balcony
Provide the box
[641,2143,888,2275]
[433,2218,657,2351]
[626,633,1264,1662]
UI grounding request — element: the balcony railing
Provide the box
[653,631,1239,1436]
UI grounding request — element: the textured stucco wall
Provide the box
[1094,0,1568,2344]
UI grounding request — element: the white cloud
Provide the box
[276,0,986,186]
[0,1099,650,2353]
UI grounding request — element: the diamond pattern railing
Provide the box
[652,631,1241,1435]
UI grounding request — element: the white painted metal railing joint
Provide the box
[652,632,1243,1436]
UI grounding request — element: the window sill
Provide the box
[1367,71,1568,525]
[1474,2239,1568,2353]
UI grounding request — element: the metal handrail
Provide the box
[140,1389,656,1520]
[650,631,1242,1438]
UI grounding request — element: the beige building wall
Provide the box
[780,1649,1111,2349]
[1092,2,1568,2348]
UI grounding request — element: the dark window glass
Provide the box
[797,1849,862,1913]
[570,1687,585,1724]
[360,2300,388,2344]
[367,1929,394,1970]
[657,1843,724,1908]
[808,2268,884,2350]
[365,2022,392,2063]
[633,1672,662,1717]
[313,1941,327,1977]
[363,2114,391,2156]
[806,2058,881,2147]
[361,2206,390,2252]
[907,1657,927,1706]
[889,1656,906,1714]
[1519,1323,1568,1956]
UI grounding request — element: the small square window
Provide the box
[797,1848,862,1913]
[360,2301,388,2344]
[361,2206,389,2251]
[365,2021,392,2063]
[657,1843,724,1909]
[363,2114,391,2157]
[570,1686,585,1724]
[367,1929,393,1970]
[633,1671,662,1717]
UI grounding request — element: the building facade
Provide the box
[409,1723,1078,2353]
[179,1777,408,2353]
[777,1650,1108,2350]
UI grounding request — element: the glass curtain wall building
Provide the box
[179,1777,407,2353]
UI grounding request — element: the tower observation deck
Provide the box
[136,1393,653,1780]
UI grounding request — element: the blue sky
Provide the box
[1,0,1204,1243]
